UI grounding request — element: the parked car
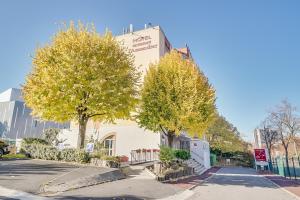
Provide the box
[0,140,10,157]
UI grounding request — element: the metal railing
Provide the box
[130,149,160,164]
[190,150,204,165]
[271,156,300,180]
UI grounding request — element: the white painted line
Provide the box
[46,167,82,184]
[262,176,300,200]
[214,173,262,177]
[157,189,194,200]
[0,185,49,200]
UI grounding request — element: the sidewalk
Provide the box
[167,167,221,189]
[264,175,300,198]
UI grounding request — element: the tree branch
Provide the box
[159,124,168,135]
[88,113,107,118]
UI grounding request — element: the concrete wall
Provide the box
[96,123,161,159]
[59,120,161,160]
[190,139,211,169]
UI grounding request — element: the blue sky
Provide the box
[0,0,299,141]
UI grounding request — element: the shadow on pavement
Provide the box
[53,195,150,200]
[0,160,78,176]
[0,196,19,200]
[166,167,221,189]
[200,167,299,189]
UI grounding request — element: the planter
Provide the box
[119,155,129,163]
[90,158,107,167]
[90,158,120,168]
[157,166,194,182]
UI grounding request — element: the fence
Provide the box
[130,149,160,164]
[272,156,300,180]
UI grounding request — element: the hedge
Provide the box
[174,149,191,160]
[21,142,89,163]
[22,137,49,145]
[60,148,89,163]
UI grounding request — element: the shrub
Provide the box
[22,138,48,145]
[89,149,108,159]
[159,146,175,167]
[43,128,61,146]
[21,142,89,163]
[60,148,89,163]
[174,149,191,160]
[102,155,121,168]
[60,148,76,162]
[22,143,60,160]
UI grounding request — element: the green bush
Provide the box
[60,148,76,162]
[60,148,89,163]
[159,146,175,166]
[174,149,191,160]
[22,143,60,160]
[22,138,48,145]
[89,149,108,159]
[22,142,89,163]
[102,156,121,168]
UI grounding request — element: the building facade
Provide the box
[0,88,69,142]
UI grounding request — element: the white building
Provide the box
[60,25,210,168]
[0,88,69,142]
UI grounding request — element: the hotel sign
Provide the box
[131,35,157,52]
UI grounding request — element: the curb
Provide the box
[157,189,194,200]
[262,176,300,200]
[40,169,125,195]
[187,168,219,190]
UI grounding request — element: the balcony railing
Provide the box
[130,149,160,164]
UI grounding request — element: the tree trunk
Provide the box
[167,132,174,148]
[284,146,291,177]
[78,118,88,149]
[267,147,273,171]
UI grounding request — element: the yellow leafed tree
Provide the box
[137,50,216,147]
[23,22,140,148]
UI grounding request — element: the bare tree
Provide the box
[269,100,300,177]
[259,120,278,168]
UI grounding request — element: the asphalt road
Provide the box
[0,160,299,200]
[53,166,184,200]
[0,159,183,200]
[0,159,79,194]
[188,167,299,200]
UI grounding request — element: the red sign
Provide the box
[254,149,267,161]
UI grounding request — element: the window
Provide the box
[104,139,114,156]
[180,140,190,151]
[101,134,116,156]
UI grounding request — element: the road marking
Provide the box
[214,173,261,177]
[0,185,49,200]
[157,189,194,200]
[45,166,82,184]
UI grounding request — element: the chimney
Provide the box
[129,24,134,33]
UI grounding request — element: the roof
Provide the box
[0,88,23,103]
